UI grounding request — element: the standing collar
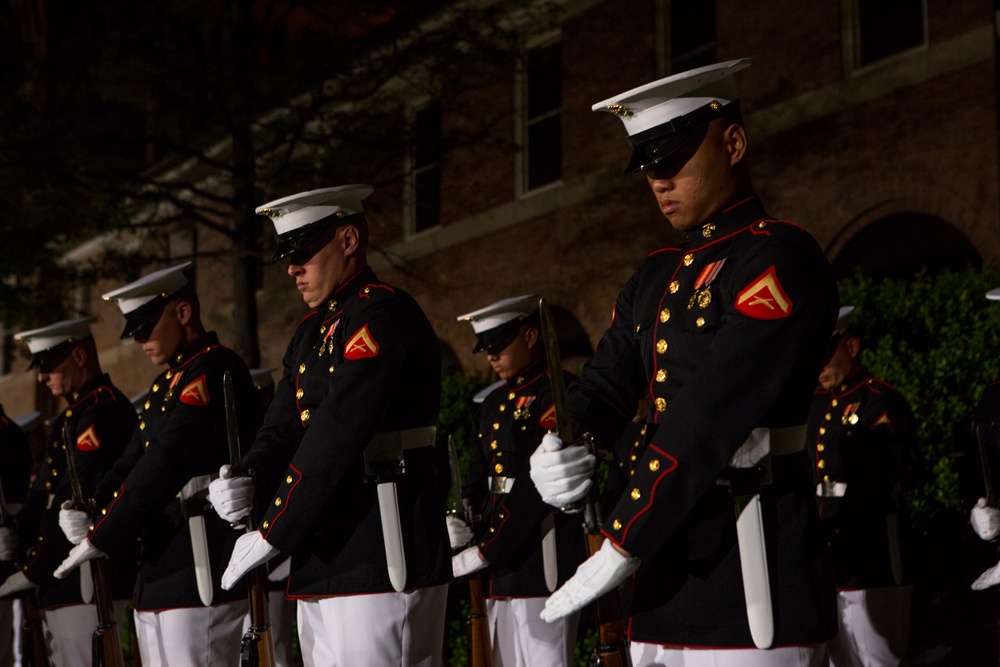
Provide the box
[683,195,767,245]
[168,332,220,369]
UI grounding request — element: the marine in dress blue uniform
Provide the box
[213,185,452,666]
[451,295,586,666]
[806,306,916,665]
[530,60,839,667]
[0,405,33,666]
[2,318,138,665]
[54,264,256,667]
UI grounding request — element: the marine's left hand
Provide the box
[221,530,279,590]
[54,540,106,579]
[540,538,639,622]
[972,559,1000,591]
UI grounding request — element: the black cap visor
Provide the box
[471,311,540,355]
[271,212,362,263]
[624,100,734,174]
[121,297,169,340]
[29,342,75,372]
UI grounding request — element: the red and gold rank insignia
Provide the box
[76,425,101,451]
[539,405,557,429]
[735,266,792,319]
[873,412,895,431]
[344,324,380,359]
[179,375,211,406]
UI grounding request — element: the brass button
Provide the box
[825,413,832,421]
[631,488,641,500]
[635,325,641,332]
[113,491,119,498]
[165,371,173,380]
[831,399,838,407]
[263,521,269,529]
[508,392,516,400]
[152,383,160,392]
[299,363,306,374]
[612,520,622,530]
[649,459,660,471]
[683,253,694,265]
[655,369,667,383]
[630,454,637,461]
[656,339,668,354]
[817,460,825,469]
[101,508,107,515]
[300,410,311,423]
[655,398,667,412]
[489,527,495,533]
[286,475,293,484]
[274,498,282,507]
[758,221,767,229]
[490,441,498,450]
[493,423,500,430]
[498,513,505,519]
[819,427,826,435]
[696,317,705,327]
[817,444,825,452]
[65,409,73,418]
[669,280,680,293]
[144,400,151,409]
[139,421,146,430]
[296,388,304,399]
[659,308,670,323]
[329,366,334,373]
[495,464,504,474]
[823,475,830,483]
[499,404,505,412]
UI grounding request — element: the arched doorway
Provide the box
[831,213,981,279]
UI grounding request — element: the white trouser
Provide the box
[631,642,828,666]
[828,586,913,667]
[242,589,298,667]
[486,597,578,667]
[134,601,245,667]
[296,584,448,667]
[40,600,130,666]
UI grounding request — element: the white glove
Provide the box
[54,540,106,579]
[529,433,596,506]
[267,556,292,583]
[0,527,16,561]
[209,464,254,523]
[221,530,280,590]
[540,538,639,622]
[0,571,34,597]
[59,500,91,545]
[973,558,1000,590]
[452,546,488,578]
[971,498,1000,541]
[446,515,474,549]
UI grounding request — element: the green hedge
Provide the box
[838,267,1000,531]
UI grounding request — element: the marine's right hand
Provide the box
[971,497,1000,541]
[446,514,474,549]
[58,500,91,545]
[529,433,596,507]
[209,464,254,523]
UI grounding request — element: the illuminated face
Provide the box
[287,227,353,308]
[135,303,187,366]
[486,329,537,380]
[645,120,742,231]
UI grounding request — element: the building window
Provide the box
[519,38,562,194]
[656,0,716,77]
[847,0,926,70]
[406,101,442,236]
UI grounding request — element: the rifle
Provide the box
[447,435,492,667]
[977,423,996,507]
[223,371,276,667]
[539,298,631,667]
[62,420,124,667]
